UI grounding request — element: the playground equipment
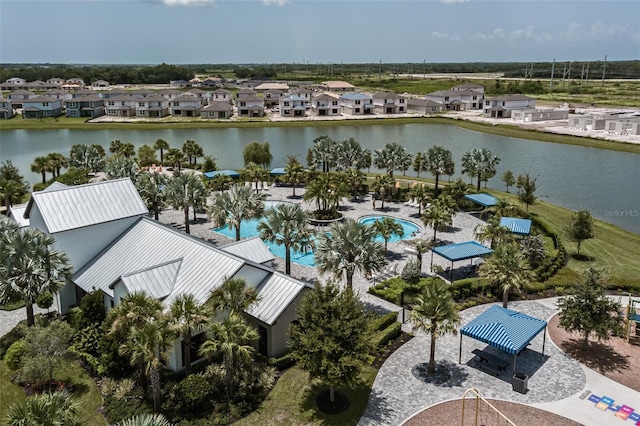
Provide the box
[621,293,640,342]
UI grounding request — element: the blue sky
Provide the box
[1,0,638,64]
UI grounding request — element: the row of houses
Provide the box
[1,77,107,91]
[10,178,310,371]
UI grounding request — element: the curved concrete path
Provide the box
[359,298,640,426]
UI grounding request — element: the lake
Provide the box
[1,123,638,234]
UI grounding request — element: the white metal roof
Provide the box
[9,204,29,228]
[25,178,148,233]
[220,236,275,265]
[120,259,182,300]
[248,272,309,325]
[73,218,245,304]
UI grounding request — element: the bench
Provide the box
[472,349,510,374]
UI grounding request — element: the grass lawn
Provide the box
[0,300,26,311]
[0,360,106,425]
[485,189,640,284]
[235,366,378,426]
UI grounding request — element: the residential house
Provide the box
[289,88,312,109]
[0,98,14,119]
[170,80,192,88]
[131,88,157,98]
[319,81,355,92]
[47,77,66,87]
[254,82,290,92]
[24,178,311,369]
[511,109,568,122]
[65,95,105,118]
[43,89,71,101]
[425,89,483,110]
[135,95,170,118]
[210,88,233,104]
[483,95,536,118]
[452,83,485,95]
[170,93,204,117]
[200,77,222,88]
[6,77,27,85]
[25,81,47,91]
[71,89,98,98]
[8,182,68,229]
[7,89,37,108]
[158,89,183,101]
[235,88,258,99]
[62,78,85,91]
[185,88,209,103]
[236,95,265,117]
[340,92,374,115]
[102,89,129,99]
[279,95,307,117]
[21,96,64,119]
[263,90,284,108]
[406,98,444,114]
[104,95,137,117]
[201,102,233,119]
[372,92,406,114]
[311,93,341,117]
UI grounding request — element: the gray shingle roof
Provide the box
[25,178,148,233]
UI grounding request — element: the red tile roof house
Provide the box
[372,91,407,114]
[21,96,64,119]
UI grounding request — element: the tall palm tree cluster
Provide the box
[108,277,261,412]
[0,216,72,326]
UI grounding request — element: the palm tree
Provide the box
[461,148,501,191]
[473,217,514,249]
[68,144,105,172]
[119,320,173,412]
[257,203,312,275]
[479,243,534,308]
[154,139,170,166]
[309,135,337,172]
[425,146,455,196]
[373,142,409,177]
[1,161,30,212]
[30,156,49,184]
[6,390,83,426]
[410,280,460,374]
[314,218,387,288]
[345,168,365,200]
[373,174,395,209]
[409,184,431,215]
[283,160,305,198]
[165,172,207,234]
[421,200,453,242]
[168,294,211,375]
[46,152,68,178]
[0,228,72,326]
[136,171,167,221]
[487,198,519,218]
[244,162,268,193]
[208,277,260,314]
[105,156,139,182]
[199,313,258,399]
[302,172,349,214]
[117,414,173,426]
[164,148,185,172]
[185,174,207,222]
[182,139,204,167]
[373,216,404,253]
[207,185,265,241]
[335,137,367,171]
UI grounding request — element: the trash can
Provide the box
[512,373,528,394]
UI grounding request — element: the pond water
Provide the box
[1,124,638,233]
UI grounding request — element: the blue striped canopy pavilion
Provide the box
[499,217,532,235]
[458,305,547,374]
[203,169,240,179]
[431,241,493,282]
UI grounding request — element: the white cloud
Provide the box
[431,31,461,41]
[588,20,629,40]
[441,0,468,3]
[261,0,290,6]
[161,0,213,6]
[471,26,554,43]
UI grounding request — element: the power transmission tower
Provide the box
[562,62,572,87]
[580,62,589,86]
[601,54,607,87]
[550,58,555,91]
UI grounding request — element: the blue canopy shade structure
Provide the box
[499,217,532,235]
[270,167,286,176]
[432,241,493,282]
[458,305,547,374]
[464,193,498,207]
[203,169,240,179]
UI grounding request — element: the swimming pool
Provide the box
[357,216,421,243]
[212,201,317,267]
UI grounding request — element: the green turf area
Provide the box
[235,366,377,426]
[0,360,105,425]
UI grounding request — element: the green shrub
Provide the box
[268,352,296,371]
[173,374,213,412]
[372,322,401,348]
[5,340,26,371]
[370,312,398,332]
[66,307,84,330]
[0,321,27,359]
[401,259,421,285]
[36,292,54,310]
[78,290,107,329]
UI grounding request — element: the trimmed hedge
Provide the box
[370,312,398,332]
[369,276,445,306]
[371,322,402,348]
[268,352,296,371]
